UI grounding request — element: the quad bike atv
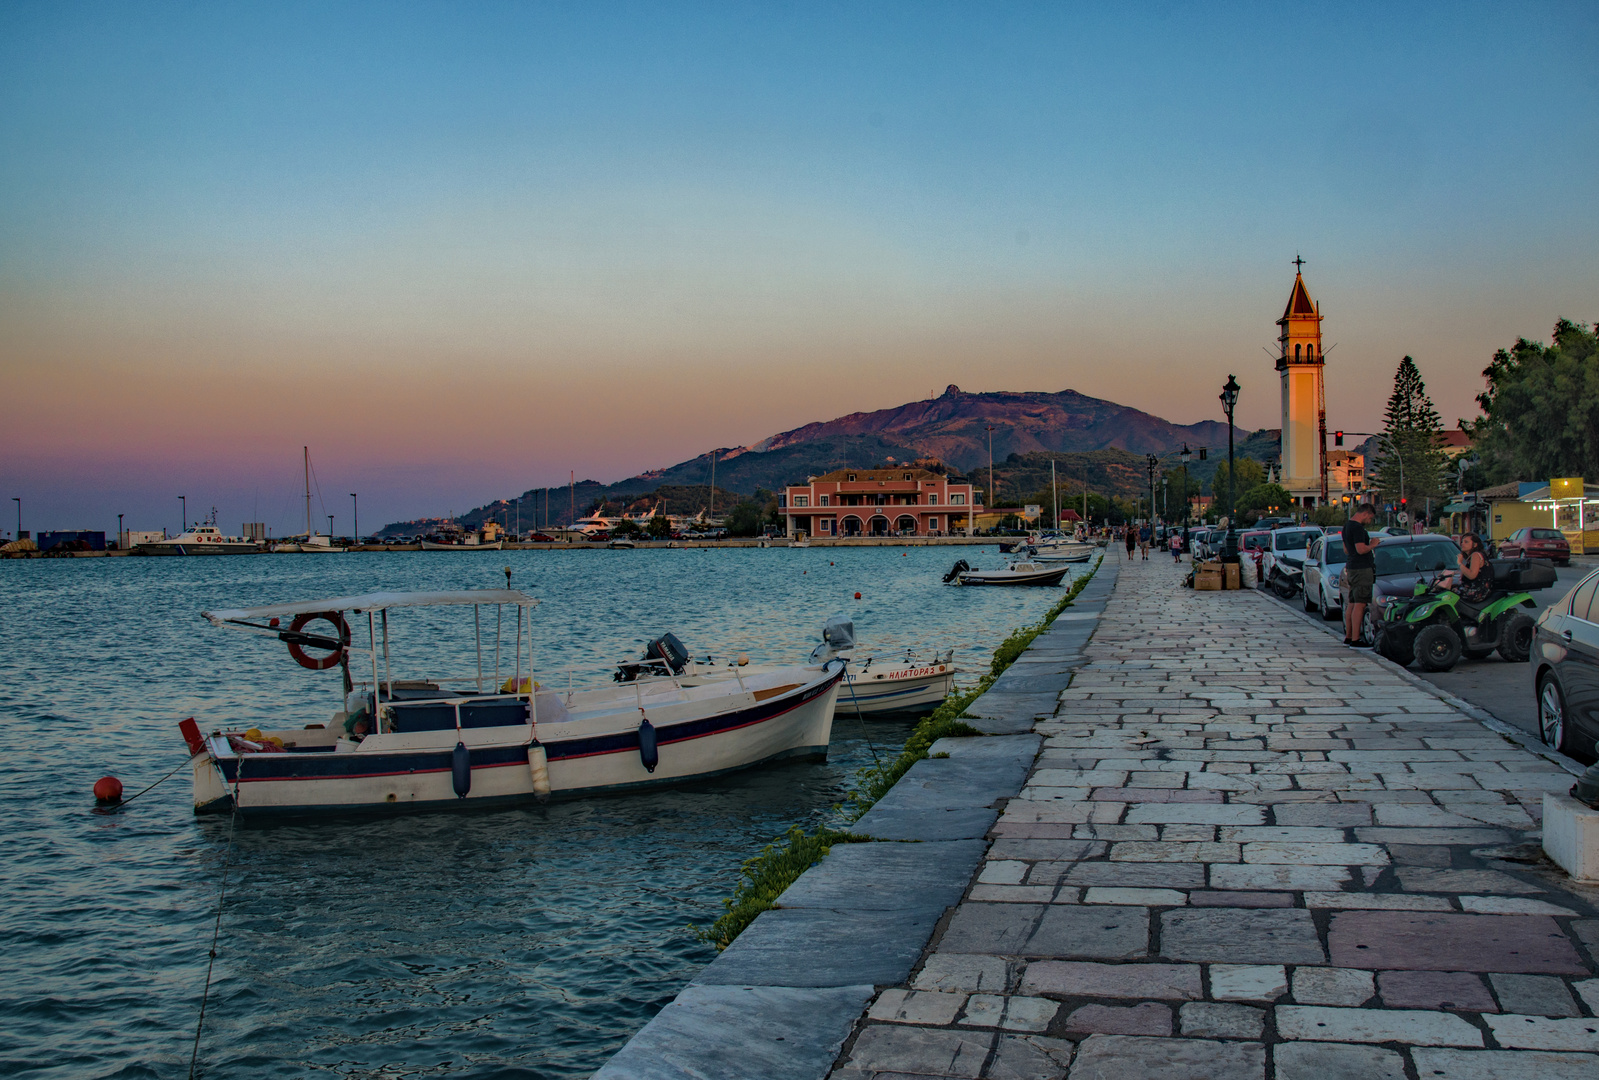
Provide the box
[1371,557,1557,672]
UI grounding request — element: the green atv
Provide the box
[1371,558,1556,672]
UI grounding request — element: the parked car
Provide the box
[1532,566,1599,763]
[1499,527,1570,566]
[1347,533,1462,644]
[1261,526,1324,599]
[1303,533,1348,621]
[1199,527,1225,559]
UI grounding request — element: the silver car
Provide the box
[1302,533,1347,621]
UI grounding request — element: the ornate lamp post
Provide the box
[1180,444,1192,526]
[1219,375,1240,548]
[350,494,359,545]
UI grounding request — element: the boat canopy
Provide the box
[204,589,539,624]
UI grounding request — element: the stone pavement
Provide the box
[828,549,1599,1080]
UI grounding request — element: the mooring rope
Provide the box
[103,758,189,812]
[188,766,241,1080]
[841,660,882,770]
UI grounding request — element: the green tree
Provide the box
[1373,355,1446,505]
[1210,458,1266,517]
[645,514,672,539]
[1236,482,1295,521]
[1470,320,1599,484]
[724,500,765,537]
[611,518,642,538]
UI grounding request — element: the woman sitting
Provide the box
[1443,533,1493,603]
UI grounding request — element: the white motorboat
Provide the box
[420,539,504,550]
[607,537,637,549]
[1026,542,1096,563]
[942,557,1070,587]
[183,590,844,816]
[137,525,260,556]
[618,620,956,717]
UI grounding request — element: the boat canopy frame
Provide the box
[202,589,544,739]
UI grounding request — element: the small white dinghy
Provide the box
[183,589,843,817]
[942,557,1070,587]
[625,619,957,717]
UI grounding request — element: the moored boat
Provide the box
[184,590,844,816]
[137,525,260,556]
[942,557,1070,587]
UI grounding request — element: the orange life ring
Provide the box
[286,611,349,671]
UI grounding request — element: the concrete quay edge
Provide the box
[589,559,1117,1079]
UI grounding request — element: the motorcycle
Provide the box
[1370,558,1556,672]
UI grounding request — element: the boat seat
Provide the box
[387,696,531,733]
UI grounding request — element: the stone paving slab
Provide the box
[776,839,989,913]
[694,907,943,988]
[590,984,876,1080]
[822,550,1599,1080]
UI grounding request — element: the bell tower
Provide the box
[1276,259,1325,504]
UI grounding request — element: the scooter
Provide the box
[1267,562,1303,601]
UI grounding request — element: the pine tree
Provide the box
[1373,355,1446,509]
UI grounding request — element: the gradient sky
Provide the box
[3,2,1597,535]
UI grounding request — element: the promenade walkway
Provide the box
[828,550,1598,1080]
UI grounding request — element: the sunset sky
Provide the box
[3,2,1596,535]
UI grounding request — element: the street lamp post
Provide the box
[118,513,124,550]
[986,424,997,532]
[1219,375,1241,540]
[350,494,359,545]
[11,497,19,541]
[179,495,186,534]
[1180,444,1192,526]
[328,514,335,542]
[1146,454,1159,527]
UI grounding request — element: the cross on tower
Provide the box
[1293,254,1305,273]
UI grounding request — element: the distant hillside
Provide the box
[379,386,1262,533]
[746,385,1240,473]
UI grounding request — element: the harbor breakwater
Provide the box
[592,555,1116,1080]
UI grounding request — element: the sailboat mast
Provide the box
[304,446,311,539]
[1051,459,1058,530]
[709,450,716,519]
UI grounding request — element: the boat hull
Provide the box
[838,665,955,715]
[957,567,1069,586]
[194,670,843,816]
[137,542,261,556]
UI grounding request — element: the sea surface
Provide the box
[0,545,1081,1079]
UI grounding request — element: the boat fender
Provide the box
[451,741,472,797]
[528,742,551,801]
[638,718,659,773]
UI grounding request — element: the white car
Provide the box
[1301,532,1348,621]
[1261,526,1324,596]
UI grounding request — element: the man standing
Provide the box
[1342,503,1379,647]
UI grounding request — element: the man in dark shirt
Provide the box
[1341,504,1379,646]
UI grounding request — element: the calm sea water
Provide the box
[0,545,1076,1079]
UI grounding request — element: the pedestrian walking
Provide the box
[1138,523,1151,560]
[1342,503,1379,647]
[1170,530,1183,562]
[1124,526,1136,559]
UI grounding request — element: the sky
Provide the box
[2,1,1597,536]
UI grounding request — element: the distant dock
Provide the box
[1,536,1004,559]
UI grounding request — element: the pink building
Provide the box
[781,467,981,538]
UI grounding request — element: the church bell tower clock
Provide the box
[1276,258,1326,505]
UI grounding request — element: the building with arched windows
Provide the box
[781,468,981,538]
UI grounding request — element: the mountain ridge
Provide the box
[381,386,1261,532]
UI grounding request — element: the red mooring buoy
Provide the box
[854,592,862,600]
[94,776,123,804]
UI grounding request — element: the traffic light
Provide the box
[1400,497,1407,506]
[1334,431,1344,447]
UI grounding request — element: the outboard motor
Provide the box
[614,632,691,681]
[942,559,970,584]
[809,615,856,663]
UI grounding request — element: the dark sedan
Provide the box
[1500,527,1570,566]
[1532,567,1599,763]
[1347,533,1462,643]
